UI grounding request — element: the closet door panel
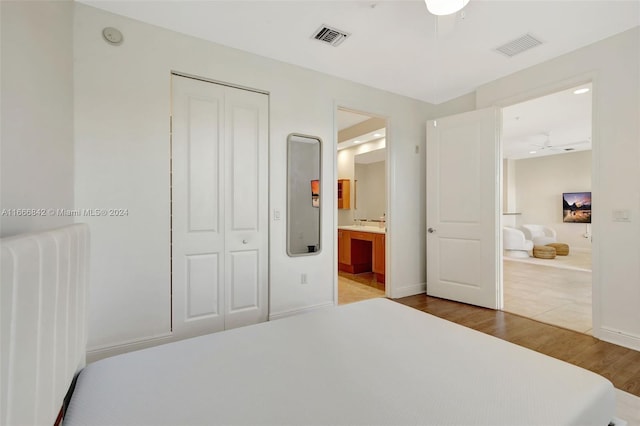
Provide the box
[186,253,220,319]
[224,88,269,330]
[228,250,259,312]
[187,97,220,233]
[172,76,226,338]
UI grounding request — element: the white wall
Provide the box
[0,0,75,237]
[474,27,640,350]
[74,4,430,357]
[513,151,592,250]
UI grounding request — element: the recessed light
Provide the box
[353,140,362,144]
[529,151,537,154]
[373,133,382,137]
[573,88,590,95]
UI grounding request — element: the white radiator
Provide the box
[1,224,90,426]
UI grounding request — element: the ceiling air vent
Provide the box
[495,33,543,58]
[312,25,350,47]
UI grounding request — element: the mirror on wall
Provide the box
[354,148,387,225]
[287,134,322,256]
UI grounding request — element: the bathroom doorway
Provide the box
[335,107,388,305]
[501,83,593,334]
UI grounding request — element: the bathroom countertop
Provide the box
[338,225,385,234]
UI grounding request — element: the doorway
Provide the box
[335,107,388,305]
[501,83,593,334]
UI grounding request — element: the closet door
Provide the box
[171,75,268,339]
[223,88,269,330]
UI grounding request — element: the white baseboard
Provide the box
[269,301,335,321]
[597,327,640,352]
[390,282,426,299]
[87,332,174,363]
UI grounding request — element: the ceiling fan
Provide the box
[529,132,591,153]
[425,0,469,39]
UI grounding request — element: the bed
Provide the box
[1,225,618,425]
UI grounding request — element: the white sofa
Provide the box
[503,227,534,258]
[520,224,557,246]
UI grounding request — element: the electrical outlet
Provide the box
[300,273,308,285]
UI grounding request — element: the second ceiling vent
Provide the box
[495,33,543,57]
[312,25,350,47]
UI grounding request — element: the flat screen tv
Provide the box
[563,192,591,223]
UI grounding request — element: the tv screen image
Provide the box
[563,192,591,223]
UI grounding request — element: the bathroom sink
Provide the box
[338,225,385,234]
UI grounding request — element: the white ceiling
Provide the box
[502,83,592,160]
[81,0,639,104]
[337,84,593,160]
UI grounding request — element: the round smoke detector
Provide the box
[102,27,123,46]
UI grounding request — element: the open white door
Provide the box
[426,108,501,309]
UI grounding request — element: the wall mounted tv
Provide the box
[563,192,591,223]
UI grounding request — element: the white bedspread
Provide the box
[64,298,614,425]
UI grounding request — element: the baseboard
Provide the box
[269,301,335,321]
[87,332,173,363]
[390,282,426,299]
[598,327,640,352]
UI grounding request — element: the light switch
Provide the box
[612,209,631,222]
[273,209,281,221]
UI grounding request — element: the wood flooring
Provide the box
[395,294,640,398]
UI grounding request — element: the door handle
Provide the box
[427,228,436,234]
[242,239,248,244]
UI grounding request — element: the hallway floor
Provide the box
[503,253,592,334]
[338,271,385,305]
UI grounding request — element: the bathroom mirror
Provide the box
[354,148,387,225]
[287,134,322,256]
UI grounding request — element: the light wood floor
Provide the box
[503,258,592,334]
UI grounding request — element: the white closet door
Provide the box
[172,75,268,339]
[223,86,269,330]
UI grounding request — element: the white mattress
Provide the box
[64,298,614,425]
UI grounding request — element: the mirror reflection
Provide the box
[287,134,322,256]
[354,148,387,227]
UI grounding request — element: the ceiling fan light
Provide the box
[425,0,470,16]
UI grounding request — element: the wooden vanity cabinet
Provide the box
[338,229,385,284]
[337,179,350,209]
[373,234,385,282]
[338,229,351,265]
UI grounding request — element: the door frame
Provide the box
[333,103,392,302]
[492,72,598,332]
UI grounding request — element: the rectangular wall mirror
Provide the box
[287,134,322,256]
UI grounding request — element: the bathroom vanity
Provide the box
[337,226,385,284]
